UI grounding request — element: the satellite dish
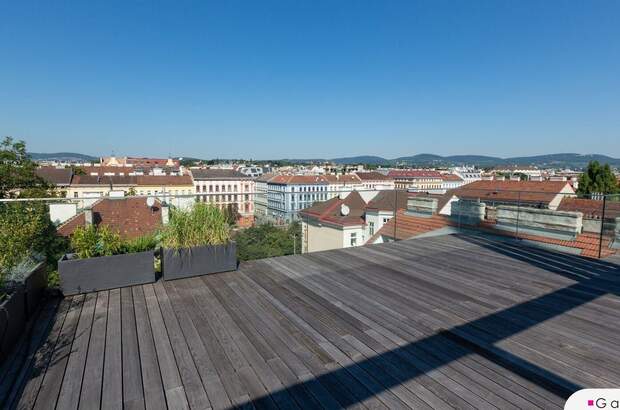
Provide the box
[340,204,350,216]
[146,197,155,208]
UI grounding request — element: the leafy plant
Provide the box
[71,225,123,258]
[70,225,158,259]
[0,202,57,278]
[160,202,231,249]
[122,233,158,253]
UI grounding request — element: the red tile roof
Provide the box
[478,221,616,258]
[369,210,451,242]
[71,175,137,186]
[322,174,362,184]
[365,190,408,212]
[57,197,163,239]
[387,170,443,179]
[454,180,573,205]
[557,197,620,220]
[269,175,330,185]
[299,191,367,226]
[354,172,393,181]
[441,174,464,182]
[79,166,137,176]
[135,175,193,186]
[35,167,73,186]
[191,169,251,180]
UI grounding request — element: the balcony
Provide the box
[2,233,619,409]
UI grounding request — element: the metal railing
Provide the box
[1,186,618,284]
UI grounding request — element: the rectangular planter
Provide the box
[23,262,48,318]
[59,251,156,296]
[162,242,237,281]
[0,288,26,364]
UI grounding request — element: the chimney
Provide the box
[161,203,170,225]
[84,207,93,225]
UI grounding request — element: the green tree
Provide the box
[0,137,51,198]
[223,203,241,226]
[577,161,619,195]
[235,221,301,261]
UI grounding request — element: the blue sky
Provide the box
[1,1,619,159]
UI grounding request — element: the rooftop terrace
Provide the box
[2,234,620,409]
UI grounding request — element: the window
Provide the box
[350,232,357,247]
[369,222,375,236]
[74,192,78,198]
[209,185,213,192]
[383,218,389,223]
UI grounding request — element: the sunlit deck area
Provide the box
[2,234,620,409]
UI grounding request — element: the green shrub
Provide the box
[71,225,123,258]
[70,225,158,259]
[122,233,159,254]
[0,202,67,285]
[160,202,231,249]
[235,222,301,261]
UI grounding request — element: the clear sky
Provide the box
[1,1,619,160]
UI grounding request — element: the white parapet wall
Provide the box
[406,197,437,217]
[49,202,78,225]
[614,217,620,249]
[496,205,583,240]
[450,200,486,225]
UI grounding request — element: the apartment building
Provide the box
[452,167,483,184]
[191,169,255,227]
[299,191,368,253]
[388,170,444,191]
[133,175,194,209]
[491,165,542,178]
[440,174,465,192]
[65,174,195,208]
[66,175,136,207]
[254,173,274,223]
[324,174,365,199]
[267,175,330,223]
[100,156,180,168]
[298,190,410,253]
[353,171,396,191]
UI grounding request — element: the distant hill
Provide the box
[502,153,620,169]
[29,152,98,162]
[331,153,620,169]
[28,151,620,169]
[330,156,390,165]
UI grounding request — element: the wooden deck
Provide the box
[2,233,620,409]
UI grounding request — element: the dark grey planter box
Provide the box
[23,262,48,317]
[0,288,26,364]
[162,242,237,281]
[0,262,47,365]
[59,251,156,296]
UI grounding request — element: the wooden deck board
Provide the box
[6,234,620,409]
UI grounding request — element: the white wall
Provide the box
[49,203,77,225]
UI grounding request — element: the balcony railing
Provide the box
[0,186,620,286]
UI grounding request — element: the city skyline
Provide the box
[2,1,619,158]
